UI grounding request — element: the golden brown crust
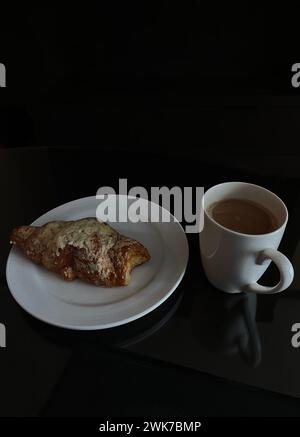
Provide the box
[10,218,150,286]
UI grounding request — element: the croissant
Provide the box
[10,218,150,286]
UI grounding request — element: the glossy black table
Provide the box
[1,147,300,417]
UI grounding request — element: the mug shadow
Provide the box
[190,286,262,367]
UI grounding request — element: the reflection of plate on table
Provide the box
[22,288,184,350]
[6,196,189,330]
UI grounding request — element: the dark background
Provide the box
[1,2,300,155]
[2,3,300,417]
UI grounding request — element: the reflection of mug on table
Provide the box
[223,293,261,367]
[191,290,261,367]
[200,182,294,294]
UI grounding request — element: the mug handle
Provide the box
[245,248,294,294]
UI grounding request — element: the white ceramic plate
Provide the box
[6,196,189,330]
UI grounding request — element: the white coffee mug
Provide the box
[199,182,294,294]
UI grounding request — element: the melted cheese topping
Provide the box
[55,218,117,252]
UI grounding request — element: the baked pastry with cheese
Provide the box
[10,218,150,286]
